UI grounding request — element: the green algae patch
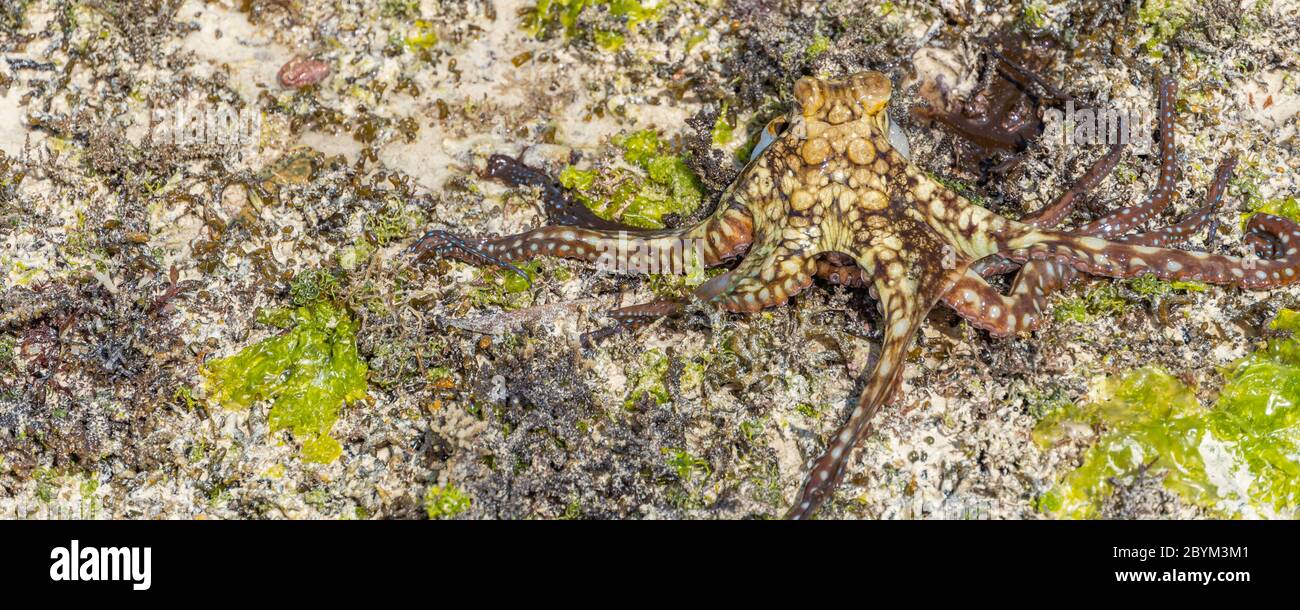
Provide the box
[289,268,341,307]
[624,348,671,410]
[404,19,438,50]
[424,484,471,519]
[559,129,704,229]
[1127,274,1206,297]
[1033,368,1217,517]
[1242,195,1300,227]
[1036,310,1300,518]
[663,447,710,481]
[1136,0,1190,58]
[1052,276,1203,324]
[1208,309,1300,512]
[711,102,736,146]
[522,0,666,47]
[1052,283,1127,323]
[805,33,831,61]
[467,260,543,310]
[204,302,369,464]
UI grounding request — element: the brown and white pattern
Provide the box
[411,72,1300,519]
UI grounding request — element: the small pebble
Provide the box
[278,57,330,89]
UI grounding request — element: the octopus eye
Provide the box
[887,115,911,161]
[766,116,789,137]
[748,116,791,163]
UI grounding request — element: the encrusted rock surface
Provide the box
[0,0,1297,519]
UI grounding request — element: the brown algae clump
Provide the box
[1035,310,1300,518]
[204,302,368,463]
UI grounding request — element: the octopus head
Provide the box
[793,71,893,126]
[749,71,903,165]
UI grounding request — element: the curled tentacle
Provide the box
[412,204,754,274]
[414,154,755,278]
[952,152,1240,335]
[407,229,535,287]
[712,241,816,313]
[815,252,869,287]
[1006,212,1300,289]
[942,260,1072,336]
[483,154,637,231]
[973,75,1173,277]
[1020,139,1125,230]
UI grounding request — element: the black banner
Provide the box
[0,519,1290,598]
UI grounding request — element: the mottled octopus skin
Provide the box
[412,71,1300,519]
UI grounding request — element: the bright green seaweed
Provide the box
[559,129,704,229]
[1243,195,1300,226]
[1036,309,1300,518]
[204,302,369,463]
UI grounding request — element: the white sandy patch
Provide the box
[0,88,26,158]
[177,0,292,103]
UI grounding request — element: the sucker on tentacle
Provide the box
[414,70,1300,519]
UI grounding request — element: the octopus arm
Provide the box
[410,203,754,276]
[951,153,1240,335]
[1075,76,1180,239]
[1005,212,1300,289]
[786,262,967,519]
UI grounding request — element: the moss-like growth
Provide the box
[404,19,438,50]
[364,200,426,247]
[1126,273,1206,298]
[624,348,670,409]
[337,240,376,272]
[204,302,369,463]
[805,33,830,61]
[1052,283,1127,323]
[930,173,988,207]
[0,334,14,367]
[1036,309,1300,518]
[1053,275,1202,323]
[559,129,704,229]
[663,447,710,481]
[466,260,542,310]
[711,102,735,147]
[1020,0,1050,29]
[424,484,471,519]
[1136,0,1189,59]
[289,267,341,307]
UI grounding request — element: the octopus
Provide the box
[410,71,1299,519]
